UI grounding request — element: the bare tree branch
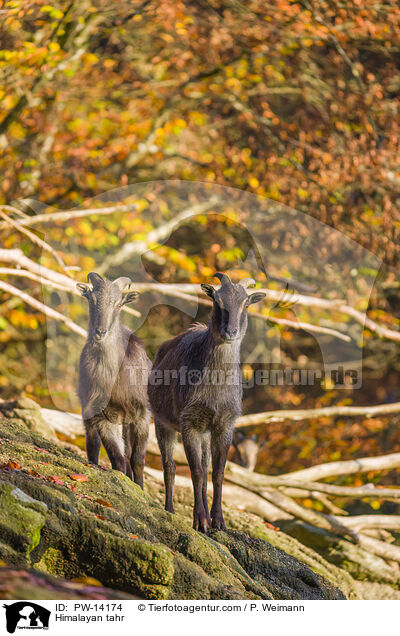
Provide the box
[39,406,400,564]
[0,268,72,293]
[97,197,223,274]
[135,283,400,343]
[0,210,69,273]
[0,279,87,337]
[129,282,352,341]
[0,249,76,289]
[0,202,139,228]
[0,249,140,318]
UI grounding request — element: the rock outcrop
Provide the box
[0,399,389,600]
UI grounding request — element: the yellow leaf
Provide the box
[73,576,103,587]
[249,177,259,188]
[8,122,25,140]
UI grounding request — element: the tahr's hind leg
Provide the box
[84,418,101,465]
[201,432,211,526]
[123,426,133,480]
[155,419,177,513]
[129,415,149,489]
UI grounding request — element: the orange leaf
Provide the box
[68,473,89,482]
[2,459,21,470]
[263,521,280,531]
[96,498,113,508]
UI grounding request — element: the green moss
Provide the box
[0,482,46,559]
[136,542,173,584]
[34,548,69,577]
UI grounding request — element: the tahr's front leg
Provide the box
[129,419,149,489]
[155,420,177,512]
[84,418,101,465]
[97,419,126,474]
[210,422,235,530]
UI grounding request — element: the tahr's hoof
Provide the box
[211,511,226,531]
[193,509,211,533]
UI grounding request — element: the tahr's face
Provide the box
[91,281,123,341]
[77,273,137,341]
[213,284,249,342]
[201,275,266,342]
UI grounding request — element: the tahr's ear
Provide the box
[247,292,266,305]
[77,282,91,297]
[201,284,215,299]
[121,291,138,305]
[113,276,131,293]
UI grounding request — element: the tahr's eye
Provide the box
[116,302,122,309]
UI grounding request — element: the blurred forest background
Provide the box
[1,0,400,481]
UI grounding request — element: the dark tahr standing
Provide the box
[148,272,266,531]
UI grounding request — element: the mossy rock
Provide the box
[281,520,400,585]
[0,403,355,600]
[224,509,358,599]
[0,482,47,562]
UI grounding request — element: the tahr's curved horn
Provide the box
[87,272,104,289]
[238,278,256,289]
[214,272,232,287]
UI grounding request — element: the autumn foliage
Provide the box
[1,1,400,477]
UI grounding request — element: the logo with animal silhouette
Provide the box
[3,602,50,633]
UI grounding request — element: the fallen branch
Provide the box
[341,515,400,533]
[144,466,292,523]
[283,452,400,482]
[0,268,73,294]
[357,534,400,564]
[236,402,400,427]
[276,482,400,501]
[42,406,400,488]
[225,458,400,498]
